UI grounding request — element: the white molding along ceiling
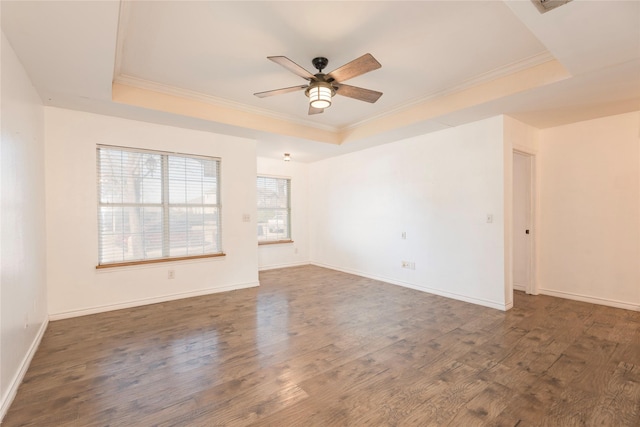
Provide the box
[2,0,638,161]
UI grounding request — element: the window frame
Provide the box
[96,145,224,269]
[257,175,292,245]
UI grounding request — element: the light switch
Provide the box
[243,214,251,222]
[486,214,493,223]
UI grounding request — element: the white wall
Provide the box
[0,31,48,418]
[45,108,259,318]
[538,111,640,310]
[309,116,509,310]
[257,157,309,270]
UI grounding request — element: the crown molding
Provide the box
[113,0,557,145]
[112,0,129,81]
[114,50,555,138]
[113,74,338,134]
[344,51,557,132]
[338,58,570,144]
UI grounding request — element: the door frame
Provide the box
[513,149,538,295]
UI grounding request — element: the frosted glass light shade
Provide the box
[309,85,332,109]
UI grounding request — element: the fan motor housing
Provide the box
[312,57,329,72]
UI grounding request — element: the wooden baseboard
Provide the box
[539,288,640,312]
[258,262,310,272]
[1,318,48,422]
[310,262,511,311]
[513,282,527,292]
[49,281,260,321]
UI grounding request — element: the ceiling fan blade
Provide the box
[308,105,324,115]
[268,56,316,81]
[254,85,307,98]
[326,53,381,83]
[333,83,383,103]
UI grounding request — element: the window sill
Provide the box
[96,253,226,269]
[258,240,294,246]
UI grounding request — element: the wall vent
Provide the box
[531,0,573,14]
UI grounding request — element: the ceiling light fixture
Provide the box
[306,81,334,109]
[283,153,291,162]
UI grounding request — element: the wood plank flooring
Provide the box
[4,265,640,426]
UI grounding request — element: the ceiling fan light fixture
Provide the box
[256,54,382,115]
[307,82,333,109]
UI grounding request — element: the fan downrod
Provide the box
[312,57,329,73]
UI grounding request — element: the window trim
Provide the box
[96,144,223,268]
[258,239,294,246]
[257,174,292,244]
[96,253,225,269]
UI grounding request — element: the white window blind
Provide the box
[257,176,291,242]
[97,145,221,265]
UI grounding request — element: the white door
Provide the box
[513,151,533,293]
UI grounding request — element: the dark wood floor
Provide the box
[4,265,640,426]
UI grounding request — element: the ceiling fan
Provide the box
[254,53,383,115]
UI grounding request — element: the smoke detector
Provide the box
[531,0,573,14]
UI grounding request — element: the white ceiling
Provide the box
[2,1,639,162]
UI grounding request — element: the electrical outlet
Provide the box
[401,231,407,240]
[402,261,416,270]
[168,270,175,279]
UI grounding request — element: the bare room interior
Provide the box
[1,0,639,425]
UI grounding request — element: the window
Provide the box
[257,176,291,243]
[97,145,222,267]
